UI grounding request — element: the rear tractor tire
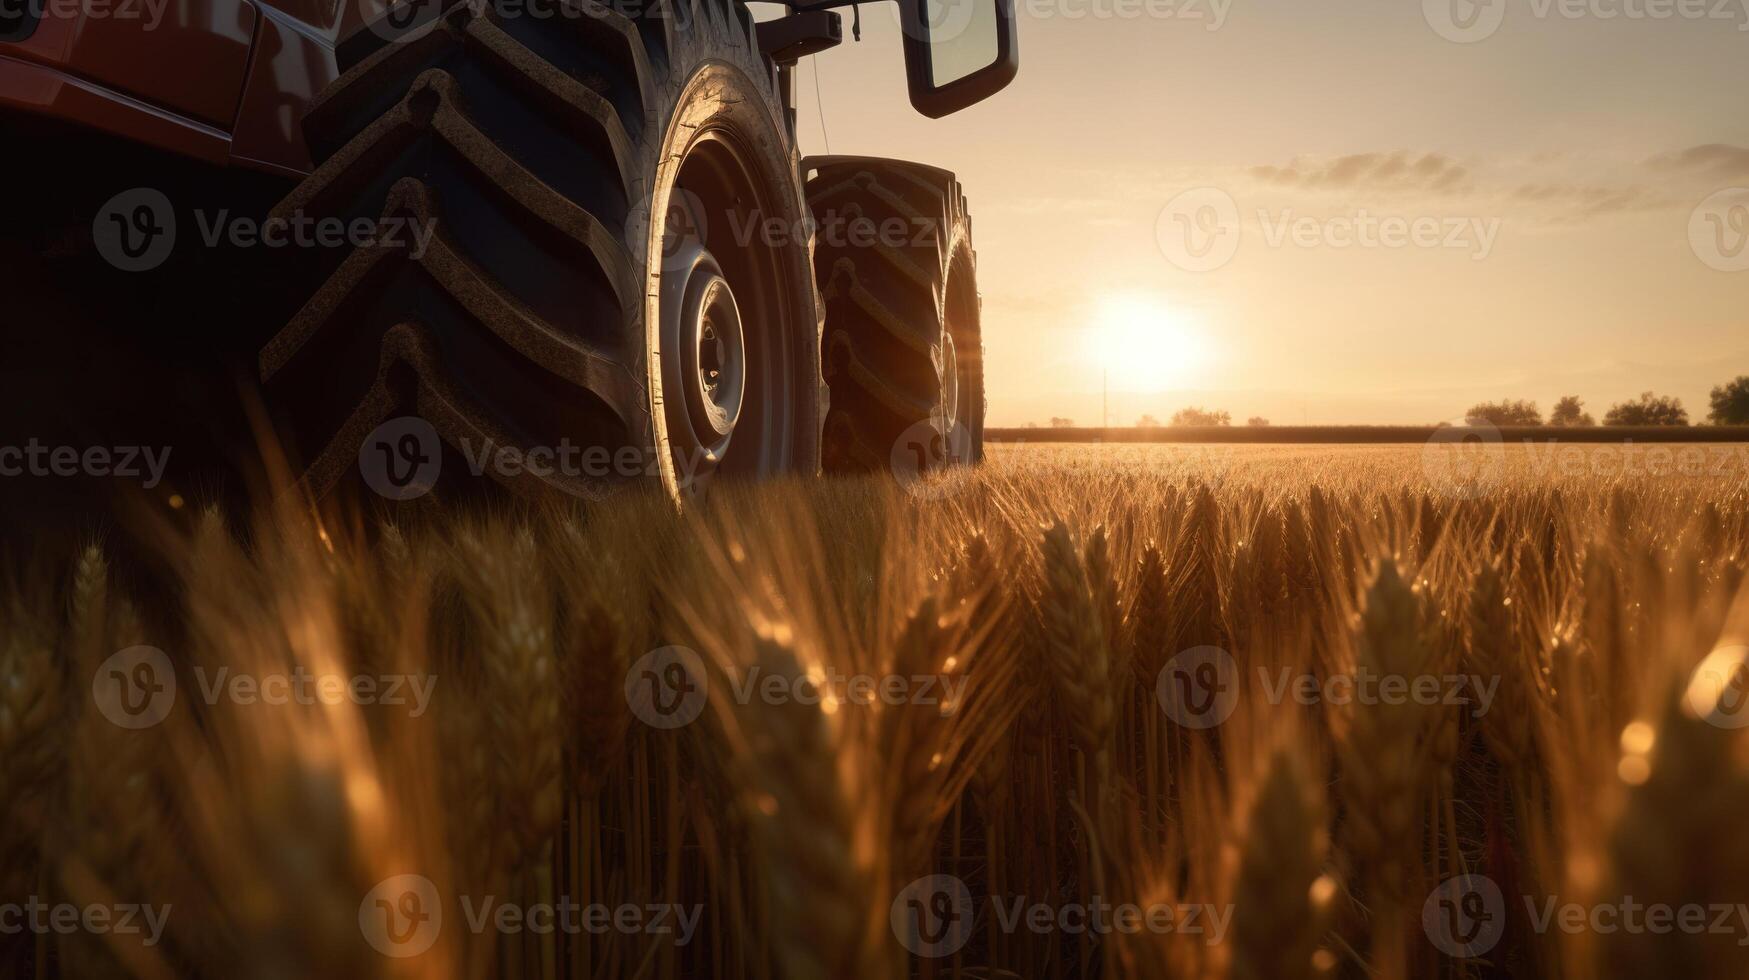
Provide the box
[804,157,986,479]
[261,0,824,502]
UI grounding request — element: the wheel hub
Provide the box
[659,203,746,474]
[937,330,960,431]
[682,269,746,441]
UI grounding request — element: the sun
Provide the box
[1083,293,1212,392]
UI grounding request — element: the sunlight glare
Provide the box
[1083,293,1213,392]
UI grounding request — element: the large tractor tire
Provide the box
[261,0,823,501]
[803,157,985,476]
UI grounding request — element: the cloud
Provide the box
[1236,143,1742,223]
[1249,151,1469,193]
[1646,144,1749,179]
[1507,182,1681,220]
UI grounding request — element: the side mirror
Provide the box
[899,0,1019,118]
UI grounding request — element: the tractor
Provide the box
[0,0,1016,504]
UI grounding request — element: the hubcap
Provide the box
[937,330,960,432]
[660,230,744,468]
[677,259,746,453]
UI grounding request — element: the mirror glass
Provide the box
[922,0,1001,87]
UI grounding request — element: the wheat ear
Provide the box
[1229,747,1335,980]
[1041,520,1114,780]
[736,616,880,980]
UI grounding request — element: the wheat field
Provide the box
[3,444,1748,979]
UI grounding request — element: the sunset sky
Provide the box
[775,0,1749,426]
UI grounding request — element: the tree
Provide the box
[1464,399,1542,426]
[1049,416,1075,428]
[1136,414,1162,427]
[1170,407,1231,427]
[1549,396,1595,427]
[1247,416,1271,427]
[1604,391,1689,426]
[1709,376,1749,425]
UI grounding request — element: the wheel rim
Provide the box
[653,125,805,496]
[937,330,960,431]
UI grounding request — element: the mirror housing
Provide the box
[898,0,1019,118]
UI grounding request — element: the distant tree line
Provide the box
[1019,376,1749,429]
[1461,377,1749,427]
